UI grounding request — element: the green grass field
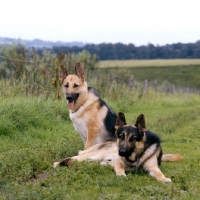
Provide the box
[0,58,200,199]
[0,93,200,199]
[96,60,200,90]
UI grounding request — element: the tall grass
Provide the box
[1,43,200,98]
[0,44,99,99]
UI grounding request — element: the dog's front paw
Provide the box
[116,171,126,176]
[78,150,83,155]
[52,162,60,168]
[161,177,172,183]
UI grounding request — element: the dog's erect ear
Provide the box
[135,114,146,131]
[59,64,68,83]
[75,62,85,81]
[115,112,127,130]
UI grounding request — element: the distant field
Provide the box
[99,59,200,68]
[95,59,200,90]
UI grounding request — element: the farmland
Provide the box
[100,59,200,68]
[97,59,200,91]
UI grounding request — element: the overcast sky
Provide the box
[1,0,200,46]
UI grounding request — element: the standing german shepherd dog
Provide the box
[59,62,117,149]
[53,112,183,182]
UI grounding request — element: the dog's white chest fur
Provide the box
[70,109,88,142]
[69,99,108,145]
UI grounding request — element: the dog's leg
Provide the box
[53,152,96,168]
[53,157,73,168]
[84,139,94,149]
[84,127,98,149]
[114,157,126,176]
[53,143,108,168]
[148,166,171,182]
[53,154,92,168]
[143,155,172,182]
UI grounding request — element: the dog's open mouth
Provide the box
[68,101,75,109]
[66,93,79,109]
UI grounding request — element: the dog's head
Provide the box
[59,62,87,110]
[115,112,146,157]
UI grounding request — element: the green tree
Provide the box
[76,50,99,70]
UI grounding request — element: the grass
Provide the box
[93,64,200,90]
[0,93,200,199]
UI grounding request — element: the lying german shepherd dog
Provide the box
[53,113,183,182]
[59,62,117,149]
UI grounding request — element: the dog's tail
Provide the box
[162,154,183,162]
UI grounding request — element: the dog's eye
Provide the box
[129,135,136,142]
[65,83,69,88]
[74,83,78,88]
[119,133,125,140]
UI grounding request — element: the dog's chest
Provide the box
[70,112,88,141]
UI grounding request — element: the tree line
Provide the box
[49,40,200,60]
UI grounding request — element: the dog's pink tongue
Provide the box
[68,101,74,109]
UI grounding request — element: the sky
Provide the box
[1,0,200,46]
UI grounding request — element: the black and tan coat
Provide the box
[53,113,183,182]
[59,62,117,149]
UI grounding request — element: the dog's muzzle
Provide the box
[66,94,73,102]
[66,93,79,102]
[119,147,133,157]
[66,93,79,109]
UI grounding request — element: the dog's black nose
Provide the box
[119,148,132,157]
[66,95,73,102]
[119,148,128,157]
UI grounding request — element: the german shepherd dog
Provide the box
[59,62,117,149]
[53,113,183,182]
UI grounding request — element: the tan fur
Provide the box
[53,140,182,182]
[59,63,116,149]
[142,154,171,182]
[162,154,183,162]
[53,141,118,168]
[69,98,108,149]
